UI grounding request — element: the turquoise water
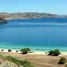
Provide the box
[0,18,67,51]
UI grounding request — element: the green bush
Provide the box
[23,60,34,67]
[20,48,30,54]
[58,57,66,64]
[16,50,18,52]
[22,60,28,64]
[48,49,60,56]
[8,49,12,52]
[1,49,4,51]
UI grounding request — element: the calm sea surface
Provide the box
[0,18,67,51]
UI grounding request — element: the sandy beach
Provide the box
[0,48,67,56]
[0,49,67,67]
[0,50,67,67]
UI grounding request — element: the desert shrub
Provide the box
[58,57,66,64]
[16,50,18,52]
[8,49,12,52]
[20,48,30,54]
[48,49,60,56]
[0,54,34,67]
[1,49,4,51]
[21,60,28,64]
[23,60,34,67]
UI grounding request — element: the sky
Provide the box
[0,0,67,15]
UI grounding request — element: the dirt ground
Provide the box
[0,52,67,67]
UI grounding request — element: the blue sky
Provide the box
[0,0,67,15]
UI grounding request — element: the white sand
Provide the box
[60,52,67,56]
[0,49,67,56]
[29,51,48,55]
[0,49,20,53]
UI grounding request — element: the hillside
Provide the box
[0,12,64,20]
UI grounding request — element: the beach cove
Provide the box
[0,18,67,67]
[0,18,67,52]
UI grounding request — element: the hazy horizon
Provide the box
[0,0,67,15]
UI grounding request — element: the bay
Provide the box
[0,18,67,51]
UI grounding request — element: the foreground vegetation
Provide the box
[58,57,66,64]
[0,48,67,67]
[0,54,34,67]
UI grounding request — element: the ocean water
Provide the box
[0,18,67,51]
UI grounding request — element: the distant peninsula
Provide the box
[0,12,66,20]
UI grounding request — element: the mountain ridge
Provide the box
[0,12,66,19]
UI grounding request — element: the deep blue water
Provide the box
[0,18,67,51]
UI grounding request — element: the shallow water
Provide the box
[0,18,67,51]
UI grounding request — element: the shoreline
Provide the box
[0,48,67,55]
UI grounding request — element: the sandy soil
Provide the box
[0,52,67,67]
